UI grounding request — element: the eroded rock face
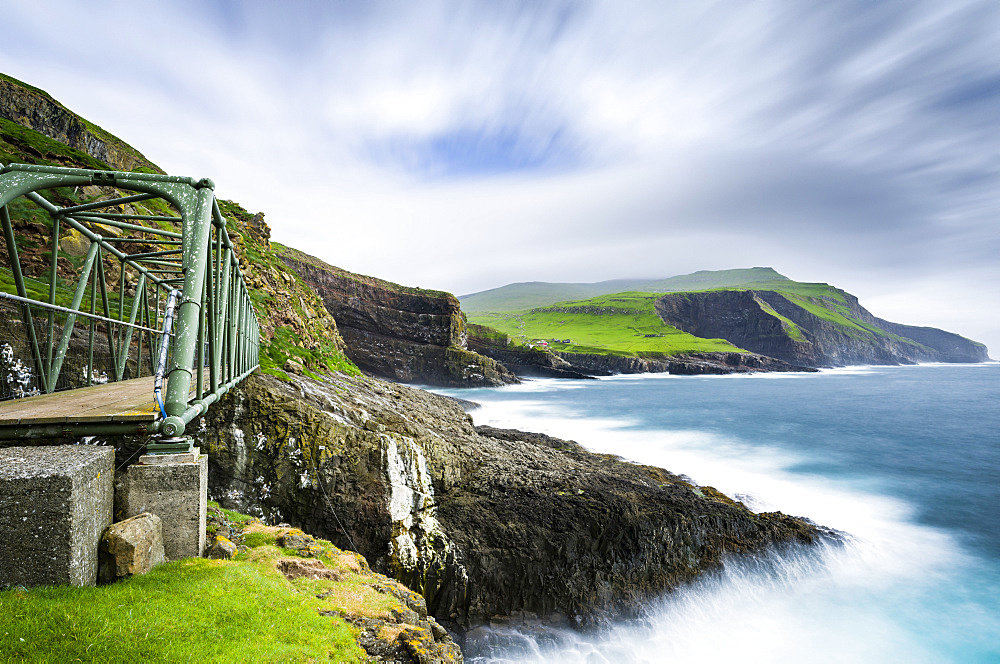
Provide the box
[0,76,162,173]
[655,290,989,366]
[278,248,517,387]
[197,372,824,632]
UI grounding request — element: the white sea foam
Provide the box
[461,380,996,664]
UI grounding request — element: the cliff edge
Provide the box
[655,289,988,366]
[279,246,517,387]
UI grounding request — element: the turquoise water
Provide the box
[440,363,1000,663]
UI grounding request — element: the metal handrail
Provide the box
[0,291,166,335]
[0,163,260,442]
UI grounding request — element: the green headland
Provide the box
[471,291,743,357]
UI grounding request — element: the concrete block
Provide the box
[0,445,114,588]
[115,449,207,560]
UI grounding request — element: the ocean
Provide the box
[438,363,1000,663]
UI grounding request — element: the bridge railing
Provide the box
[0,163,259,445]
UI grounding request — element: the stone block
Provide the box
[0,445,114,588]
[98,512,165,583]
[115,449,207,560]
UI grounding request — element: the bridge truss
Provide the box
[0,163,259,450]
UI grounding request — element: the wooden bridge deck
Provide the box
[0,372,206,425]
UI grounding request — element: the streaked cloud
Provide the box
[0,0,996,351]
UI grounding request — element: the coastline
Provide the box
[445,363,1000,662]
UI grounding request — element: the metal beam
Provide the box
[0,163,260,443]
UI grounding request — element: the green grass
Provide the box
[471,292,743,357]
[0,503,372,662]
[259,326,360,379]
[752,296,807,342]
[207,500,256,526]
[0,557,365,663]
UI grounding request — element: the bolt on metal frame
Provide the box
[0,163,259,445]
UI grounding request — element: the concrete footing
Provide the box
[115,448,207,560]
[0,445,114,588]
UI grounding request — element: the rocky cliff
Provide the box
[195,371,826,635]
[655,290,988,366]
[555,349,812,375]
[279,247,517,387]
[0,74,161,174]
[466,323,597,379]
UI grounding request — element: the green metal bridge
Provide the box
[0,163,259,452]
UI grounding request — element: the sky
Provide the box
[1,0,998,353]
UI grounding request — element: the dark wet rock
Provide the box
[552,349,813,376]
[197,372,823,634]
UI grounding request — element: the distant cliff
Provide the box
[655,289,988,366]
[466,322,807,377]
[466,323,597,379]
[279,247,517,387]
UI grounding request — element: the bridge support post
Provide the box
[115,448,208,560]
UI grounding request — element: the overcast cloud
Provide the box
[1,0,997,352]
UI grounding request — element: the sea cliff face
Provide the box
[279,248,517,387]
[655,290,988,366]
[552,349,811,376]
[196,371,824,633]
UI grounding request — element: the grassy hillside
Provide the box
[0,73,162,174]
[459,278,651,313]
[460,267,790,313]
[638,267,791,292]
[473,292,743,357]
[464,270,860,359]
[466,275,928,361]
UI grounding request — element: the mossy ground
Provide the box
[0,502,454,662]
